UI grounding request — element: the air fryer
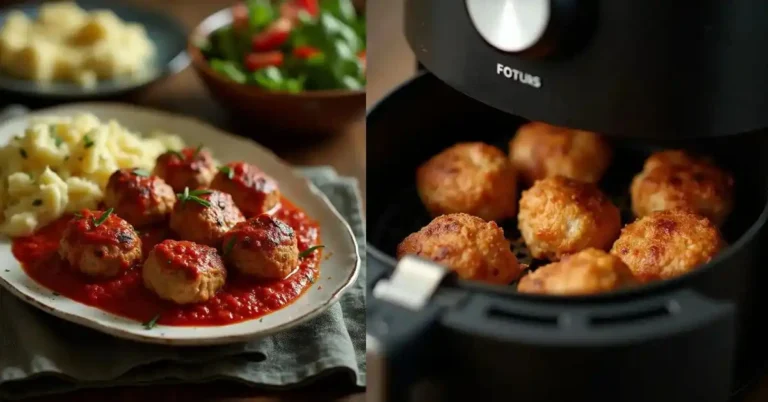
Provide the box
[366,1,768,402]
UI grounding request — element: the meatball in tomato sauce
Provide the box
[153,146,217,193]
[59,209,142,277]
[210,162,280,217]
[170,189,245,247]
[143,240,226,304]
[221,215,299,279]
[104,168,176,227]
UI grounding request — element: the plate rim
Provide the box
[0,102,362,345]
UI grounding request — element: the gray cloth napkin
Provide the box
[0,165,367,400]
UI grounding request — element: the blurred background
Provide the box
[0,0,366,203]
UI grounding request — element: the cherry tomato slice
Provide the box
[293,46,321,58]
[244,51,285,71]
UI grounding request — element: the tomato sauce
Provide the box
[11,197,321,326]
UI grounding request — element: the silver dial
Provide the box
[466,0,551,53]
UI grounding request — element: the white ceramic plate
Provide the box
[0,103,360,346]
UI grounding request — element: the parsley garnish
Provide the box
[218,165,234,179]
[299,245,325,259]
[193,144,203,157]
[143,313,161,330]
[168,150,185,159]
[92,208,113,227]
[19,149,27,159]
[176,187,213,207]
[53,135,63,147]
[83,135,94,149]
[222,237,236,256]
[132,168,150,177]
[32,199,42,206]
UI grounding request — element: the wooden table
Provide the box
[6,0,366,401]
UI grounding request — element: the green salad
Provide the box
[199,0,366,92]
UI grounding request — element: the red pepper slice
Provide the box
[252,18,292,51]
[293,46,321,58]
[245,51,285,71]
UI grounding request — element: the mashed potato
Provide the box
[0,113,183,237]
[0,2,154,87]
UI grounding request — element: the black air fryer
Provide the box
[366,2,768,402]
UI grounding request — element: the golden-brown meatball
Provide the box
[416,142,518,221]
[518,176,621,261]
[517,248,637,295]
[610,208,724,282]
[396,213,522,284]
[59,209,142,277]
[142,239,226,304]
[104,168,176,227]
[170,189,245,247]
[221,215,299,279]
[153,146,217,193]
[509,121,612,185]
[630,150,734,226]
[210,162,280,217]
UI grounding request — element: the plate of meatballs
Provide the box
[0,103,360,345]
[396,121,734,296]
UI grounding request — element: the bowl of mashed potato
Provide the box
[0,1,188,99]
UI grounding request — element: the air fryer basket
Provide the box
[367,73,768,401]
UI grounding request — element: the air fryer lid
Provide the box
[366,72,768,402]
[404,0,768,138]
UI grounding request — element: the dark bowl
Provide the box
[0,0,189,102]
[188,7,365,138]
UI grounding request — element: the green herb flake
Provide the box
[222,237,236,256]
[176,187,213,208]
[218,165,234,179]
[143,313,161,330]
[93,208,114,227]
[83,135,94,149]
[299,245,325,259]
[53,134,64,147]
[193,144,203,157]
[168,150,185,160]
[73,212,83,218]
[19,148,27,159]
[132,168,150,177]
[32,199,42,207]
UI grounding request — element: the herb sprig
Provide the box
[143,313,161,330]
[177,187,213,207]
[193,144,203,157]
[218,165,234,179]
[299,245,325,259]
[83,135,94,149]
[168,150,185,159]
[91,208,114,227]
[222,237,236,256]
[132,168,150,177]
